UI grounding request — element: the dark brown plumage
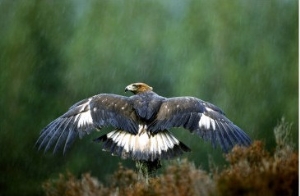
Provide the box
[36,82,251,168]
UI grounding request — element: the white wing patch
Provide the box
[199,114,216,130]
[74,98,93,129]
[77,111,93,128]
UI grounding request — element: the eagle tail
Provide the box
[94,129,191,161]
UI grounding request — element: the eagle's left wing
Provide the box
[36,94,139,154]
[149,97,251,152]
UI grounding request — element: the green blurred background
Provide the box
[0,0,298,195]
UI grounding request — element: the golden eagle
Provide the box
[36,82,251,174]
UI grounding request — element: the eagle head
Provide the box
[125,83,153,94]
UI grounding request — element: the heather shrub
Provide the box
[215,118,298,196]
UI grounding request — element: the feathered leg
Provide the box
[136,159,161,184]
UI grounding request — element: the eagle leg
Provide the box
[135,159,161,184]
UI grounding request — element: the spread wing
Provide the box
[149,97,251,152]
[36,94,138,154]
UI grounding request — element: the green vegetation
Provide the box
[0,1,297,195]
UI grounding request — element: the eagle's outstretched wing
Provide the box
[36,94,138,154]
[149,97,251,152]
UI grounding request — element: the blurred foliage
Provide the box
[0,0,297,195]
[42,120,298,196]
[43,160,214,196]
[215,119,298,196]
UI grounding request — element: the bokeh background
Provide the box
[0,0,298,195]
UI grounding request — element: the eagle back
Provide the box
[130,92,164,121]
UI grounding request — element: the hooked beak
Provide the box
[125,84,137,93]
[125,85,132,93]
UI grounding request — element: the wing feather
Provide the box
[36,94,139,154]
[149,97,251,152]
[52,118,74,154]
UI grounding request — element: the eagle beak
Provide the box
[125,85,132,93]
[125,84,136,93]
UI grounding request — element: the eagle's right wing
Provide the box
[149,97,251,152]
